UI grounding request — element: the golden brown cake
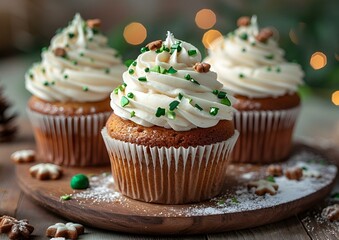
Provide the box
[25,14,125,166]
[205,16,304,163]
[102,32,239,204]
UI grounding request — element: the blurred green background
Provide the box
[0,0,338,141]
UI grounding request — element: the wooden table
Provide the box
[0,117,338,240]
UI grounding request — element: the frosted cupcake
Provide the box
[102,31,239,204]
[205,16,304,163]
[25,14,125,166]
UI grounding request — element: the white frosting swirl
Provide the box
[25,13,125,102]
[205,16,304,98]
[111,31,235,131]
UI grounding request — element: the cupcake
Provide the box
[205,16,304,163]
[25,14,125,166]
[102,31,239,204]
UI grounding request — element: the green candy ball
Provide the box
[70,174,89,189]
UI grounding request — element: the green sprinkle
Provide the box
[124,59,134,67]
[144,67,150,73]
[242,48,246,52]
[195,104,203,111]
[178,93,183,100]
[221,97,231,106]
[266,176,276,183]
[130,111,136,118]
[105,68,110,74]
[42,68,46,74]
[65,44,70,48]
[60,194,72,201]
[212,90,219,95]
[132,61,137,66]
[127,92,134,99]
[167,66,177,74]
[170,42,182,53]
[209,107,219,116]
[43,81,49,86]
[169,100,180,111]
[150,65,160,73]
[128,69,134,75]
[64,74,68,79]
[276,67,281,73]
[231,197,239,204]
[121,96,129,107]
[239,73,245,78]
[217,199,225,205]
[51,81,55,85]
[141,46,149,53]
[188,49,197,56]
[155,107,166,117]
[72,60,78,65]
[251,42,256,46]
[68,33,75,38]
[82,86,89,91]
[113,88,119,94]
[301,166,308,171]
[267,66,272,71]
[88,37,93,42]
[330,192,339,199]
[159,66,167,74]
[79,52,84,57]
[217,91,226,99]
[29,73,34,79]
[167,111,176,120]
[70,174,89,189]
[41,47,48,52]
[265,54,274,60]
[190,78,200,85]
[138,77,147,82]
[184,74,191,80]
[239,33,248,41]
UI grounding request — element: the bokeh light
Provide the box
[335,53,339,61]
[289,29,298,45]
[123,22,147,45]
[202,29,222,49]
[310,52,327,70]
[332,91,339,106]
[195,9,217,29]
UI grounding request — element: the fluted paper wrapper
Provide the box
[232,107,300,163]
[27,108,111,166]
[102,128,239,204]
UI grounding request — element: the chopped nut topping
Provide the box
[53,48,67,57]
[146,40,163,51]
[255,28,274,42]
[237,16,251,27]
[194,62,211,73]
[87,19,101,28]
[266,164,283,177]
[285,166,303,181]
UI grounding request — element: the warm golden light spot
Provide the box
[202,29,222,49]
[332,91,339,106]
[310,52,327,70]
[335,53,339,61]
[289,29,298,45]
[195,9,217,29]
[123,22,147,45]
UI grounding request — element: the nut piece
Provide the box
[255,28,273,43]
[285,166,303,181]
[322,204,339,221]
[0,215,34,240]
[11,150,35,164]
[53,48,67,57]
[146,40,163,51]
[46,222,84,240]
[266,164,283,177]
[194,62,211,73]
[30,163,63,180]
[237,16,251,27]
[248,179,279,196]
[86,19,101,28]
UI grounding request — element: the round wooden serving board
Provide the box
[16,143,337,235]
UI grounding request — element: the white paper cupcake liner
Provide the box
[232,107,300,163]
[27,108,111,166]
[102,128,239,204]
